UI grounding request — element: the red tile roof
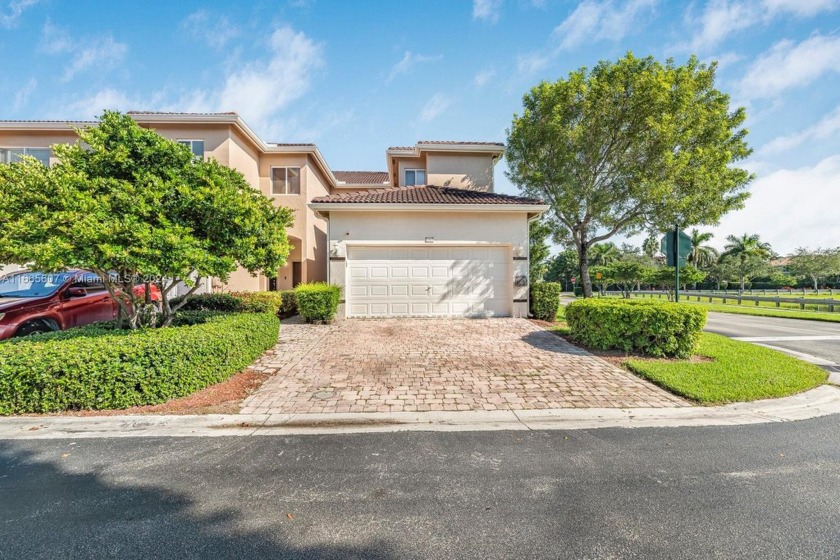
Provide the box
[333,171,390,184]
[311,185,543,205]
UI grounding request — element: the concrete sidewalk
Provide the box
[2,385,839,439]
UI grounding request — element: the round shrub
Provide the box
[295,282,341,323]
[278,289,298,317]
[565,299,706,358]
[530,282,563,321]
[172,291,283,315]
[0,312,280,414]
[229,291,283,315]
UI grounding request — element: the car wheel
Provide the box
[14,321,54,338]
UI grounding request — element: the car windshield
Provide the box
[0,272,74,298]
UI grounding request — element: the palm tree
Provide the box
[642,236,660,259]
[588,243,620,267]
[687,229,719,269]
[722,233,773,292]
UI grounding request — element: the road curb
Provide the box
[2,385,839,439]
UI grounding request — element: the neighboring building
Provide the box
[0,112,547,318]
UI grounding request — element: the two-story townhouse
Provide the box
[0,112,547,318]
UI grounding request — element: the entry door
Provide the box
[346,246,510,318]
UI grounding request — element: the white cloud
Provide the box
[763,0,839,17]
[760,106,840,155]
[417,93,452,122]
[473,0,502,24]
[516,0,656,76]
[516,51,551,76]
[181,10,240,50]
[62,25,323,139]
[41,23,128,82]
[217,26,322,130]
[711,155,840,255]
[0,0,38,28]
[473,67,496,87]
[555,0,657,50]
[739,35,840,99]
[683,0,840,52]
[12,77,36,112]
[387,51,441,83]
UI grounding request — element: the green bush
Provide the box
[573,286,584,297]
[565,299,706,358]
[229,291,283,315]
[171,292,242,313]
[278,289,298,317]
[172,291,282,315]
[0,312,279,415]
[295,282,341,323]
[530,282,562,321]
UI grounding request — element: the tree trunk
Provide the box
[578,241,593,298]
[813,276,818,291]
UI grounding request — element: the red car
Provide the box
[0,269,161,339]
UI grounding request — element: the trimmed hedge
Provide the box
[565,299,706,358]
[230,291,283,315]
[278,289,298,317]
[295,282,341,323]
[0,312,279,415]
[531,282,563,321]
[172,291,283,315]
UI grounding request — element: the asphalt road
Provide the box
[3,417,840,559]
[704,312,840,365]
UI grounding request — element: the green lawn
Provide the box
[624,333,827,404]
[591,294,840,323]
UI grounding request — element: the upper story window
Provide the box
[0,147,51,167]
[177,139,205,158]
[404,169,426,186]
[271,167,301,195]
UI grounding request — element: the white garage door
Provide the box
[346,246,511,318]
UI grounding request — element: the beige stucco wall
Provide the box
[395,155,426,186]
[426,153,495,192]
[326,210,531,317]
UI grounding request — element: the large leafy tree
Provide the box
[506,53,752,297]
[529,218,552,282]
[787,247,840,290]
[721,233,773,292]
[0,111,294,328]
[544,249,578,289]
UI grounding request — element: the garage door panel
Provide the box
[370,285,388,296]
[347,246,510,318]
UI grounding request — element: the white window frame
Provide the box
[270,166,302,195]
[176,139,205,158]
[0,146,52,166]
[404,168,426,186]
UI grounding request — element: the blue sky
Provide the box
[2,0,839,254]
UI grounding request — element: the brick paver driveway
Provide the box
[242,318,687,414]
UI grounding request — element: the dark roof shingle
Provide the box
[311,185,543,205]
[333,171,390,184]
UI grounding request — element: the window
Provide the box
[0,147,51,167]
[271,167,301,195]
[177,139,205,158]
[404,169,426,186]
